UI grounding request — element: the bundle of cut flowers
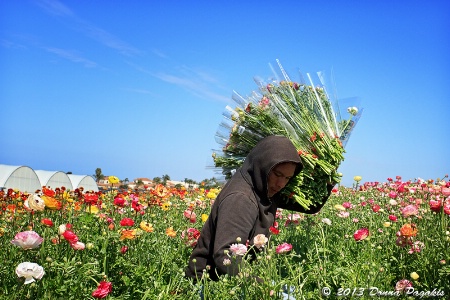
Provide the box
[213,60,363,209]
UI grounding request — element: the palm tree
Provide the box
[162,174,170,185]
[93,168,105,183]
[153,177,162,185]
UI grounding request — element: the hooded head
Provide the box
[240,135,303,199]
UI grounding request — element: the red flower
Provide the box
[372,205,381,213]
[120,246,128,254]
[84,192,99,205]
[353,228,369,241]
[92,281,112,299]
[62,230,79,244]
[113,196,125,207]
[443,201,450,215]
[389,215,398,222]
[269,226,280,235]
[119,218,134,227]
[429,199,442,212]
[41,218,54,227]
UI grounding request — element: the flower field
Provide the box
[1,176,449,299]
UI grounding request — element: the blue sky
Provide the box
[1,0,449,186]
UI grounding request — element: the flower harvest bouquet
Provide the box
[213,60,362,209]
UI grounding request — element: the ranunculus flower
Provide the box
[276,242,293,254]
[11,231,44,250]
[41,218,54,227]
[25,194,45,211]
[372,204,381,213]
[181,228,201,247]
[119,218,134,227]
[429,199,442,212]
[41,195,62,210]
[322,218,332,225]
[84,192,99,205]
[119,229,137,241]
[395,279,413,291]
[120,246,128,254]
[388,191,397,199]
[269,226,280,235]
[62,230,79,244]
[92,281,113,299]
[58,224,67,235]
[165,227,177,238]
[140,221,154,232]
[399,223,418,237]
[443,201,450,215]
[201,214,209,223]
[70,241,85,250]
[108,176,120,184]
[113,196,126,207]
[441,187,450,197]
[342,202,352,209]
[16,262,44,284]
[230,243,248,256]
[353,228,369,241]
[183,209,197,223]
[410,272,419,280]
[401,205,419,218]
[253,234,268,249]
[389,215,398,222]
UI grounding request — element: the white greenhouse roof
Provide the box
[0,164,98,193]
[0,164,41,193]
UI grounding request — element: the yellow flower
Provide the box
[140,221,154,233]
[334,204,346,211]
[206,191,217,199]
[353,176,362,182]
[86,205,99,214]
[42,195,62,210]
[410,272,419,280]
[166,227,177,238]
[383,222,391,228]
[161,202,170,211]
[108,176,120,184]
[0,228,5,237]
[201,214,209,223]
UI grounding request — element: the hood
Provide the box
[239,135,303,200]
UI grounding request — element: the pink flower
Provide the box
[401,205,419,218]
[441,187,450,197]
[276,242,293,254]
[408,241,425,254]
[183,209,197,223]
[11,231,43,250]
[388,191,397,199]
[229,243,247,256]
[353,228,369,241]
[70,241,85,250]
[337,211,350,218]
[342,202,352,209]
[92,281,113,299]
[395,279,413,292]
[443,201,450,215]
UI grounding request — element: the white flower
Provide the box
[223,258,231,266]
[16,262,45,284]
[389,199,398,206]
[253,234,268,249]
[321,218,332,225]
[25,194,45,211]
[58,224,67,235]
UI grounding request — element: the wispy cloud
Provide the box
[35,0,141,57]
[43,47,97,67]
[154,69,231,103]
[0,39,27,50]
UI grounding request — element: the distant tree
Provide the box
[66,171,72,174]
[162,174,170,185]
[94,168,105,183]
[123,178,129,184]
[153,177,162,185]
[135,179,144,189]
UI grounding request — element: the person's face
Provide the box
[267,162,297,197]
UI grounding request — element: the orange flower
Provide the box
[166,227,177,238]
[140,221,154,233]
[41,195,62,210]
[119,229,137,241]
[400,224,418,237]
[153,184,170,198]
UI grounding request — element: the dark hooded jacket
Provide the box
[185,135,333,281]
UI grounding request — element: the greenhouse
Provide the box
[0,164,98,192]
